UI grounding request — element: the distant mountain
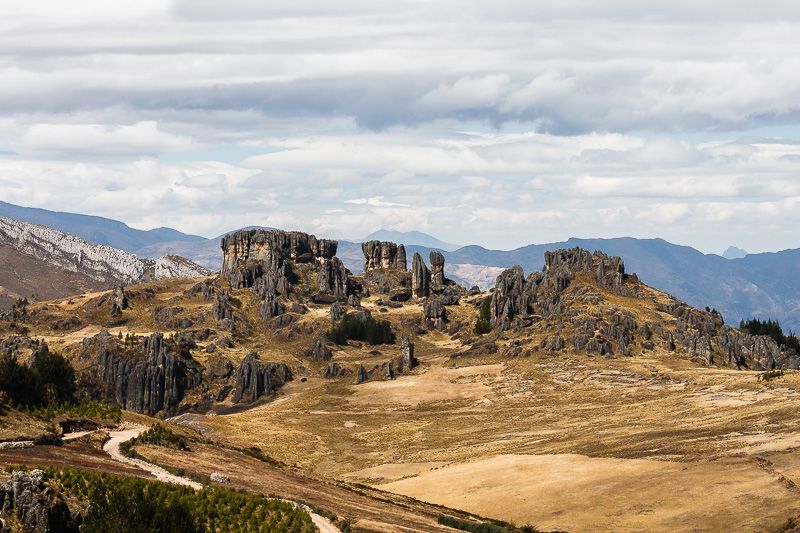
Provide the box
[0,200,204,254]
[360,229,460,251]
[723,246,749,259]
[0,216,209,306]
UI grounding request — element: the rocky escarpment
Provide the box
[487,247,800,370]
[95,331,202,416]
[221,229,357,324]
[0,216,208,286]
[0,470,79,533]
[362,240,407,272]
[232,351,292,404]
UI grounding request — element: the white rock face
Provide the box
[0,216,209,284]
[445,263,507,291]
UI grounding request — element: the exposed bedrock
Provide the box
[411,252,431,298]
[362,240,407,272]
[97,332,202,416]
[232,351,293,404]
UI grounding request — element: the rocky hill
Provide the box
[0,216,208,287]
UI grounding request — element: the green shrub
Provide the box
[759,369,785,382]
[330,314,395,345]
[0,346,76,408]
[740,318,800,352]
[26,399,121,424]
[137,424,189,450]
[474,297,492,335]
[36,467,316,533]
[437,515,541,533]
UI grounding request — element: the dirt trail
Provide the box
[102,425,339,532]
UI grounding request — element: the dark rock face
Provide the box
[330,302,345,323]
[110,285,127,318]
[399,336,417,370]
[411,253,431,298]
[362,241,407,272]
[232,351,292,404]
[152,306,193,330]
[187,279,215,299]
[324,362,351,379]
[212,292,234,322]
[355,364,368,384]
[423,298,447,330]
[306,336,333,362]
[98,332,202,416]
[429,251,446,289]
[0,470,79,533]
[490,266,531,330]
[221,229,337,278]
[221,229,356,325]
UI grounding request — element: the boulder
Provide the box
[232,351,292,404]
[423,298,447,330]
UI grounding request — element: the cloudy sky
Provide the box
[1,1,799,253]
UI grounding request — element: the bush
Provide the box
[437,515,541,533]
[330,314,395,345]
[0,346,76,408]
[759,369,785,382]
[137,424,189,451]
[38,467,317,533]
[474,297,492,335]
[27,399,121,424]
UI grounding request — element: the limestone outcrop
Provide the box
[232,351,292,404]
[429,251,446,289]
[423,298,447,330]
[97,332,202,416]
[0,470,79,533]
[411,253,430,298]
[362,241,407,272]
[221,229,357,324]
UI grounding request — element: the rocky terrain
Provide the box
[4,229,800,531]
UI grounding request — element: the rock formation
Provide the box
[429,251,446,289]
[423,298,447,330]
[307,336,333,362]
[110,285,128,318]
[221,229,356,324]
[97,332,202,416]
[0,469,79,533]
[212,292,234,322]
[362,241,407,272]
[485,247,800,371]
[232,351,292,403]
[411,253,430,298]
[399,336,417,370]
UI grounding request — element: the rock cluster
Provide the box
[0,470,79,533]
[352,338,417,384]
[362,240,407,272]
[110,285,127,318]
[232,351,292,404]
[423,298,447,330]
[97,332,202,416]
[221,229,356,325]
[487,247,800,371]
[212,292,234,322]
[306,336,333,362]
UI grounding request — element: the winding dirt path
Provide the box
[101,425,339,532]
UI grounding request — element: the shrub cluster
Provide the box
[38,467,316,533]
[437,515,541,533]
[474,297,492,335]
[0,345,75,407]
[136,423,189,450]
[330,314,395,345]
[740,318,800,352]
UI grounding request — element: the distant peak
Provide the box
[722,246,748,259]
[359,229,460,251]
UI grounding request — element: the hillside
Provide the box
[3,230,800,531]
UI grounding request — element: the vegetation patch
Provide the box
[31,466,316,533]
[330,314,396,345]
[740,318,800,352]
[136,423,190,451]
[759,369,785,382]
[474,297,492,335]
[437,515,542,533]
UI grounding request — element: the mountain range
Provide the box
[0,200,797,331]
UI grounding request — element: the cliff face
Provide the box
[488,247,800,371]
[0,216,209,285]
[96,332,202,416]
[220,229,357,325]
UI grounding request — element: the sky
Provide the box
[1,1,799,253]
